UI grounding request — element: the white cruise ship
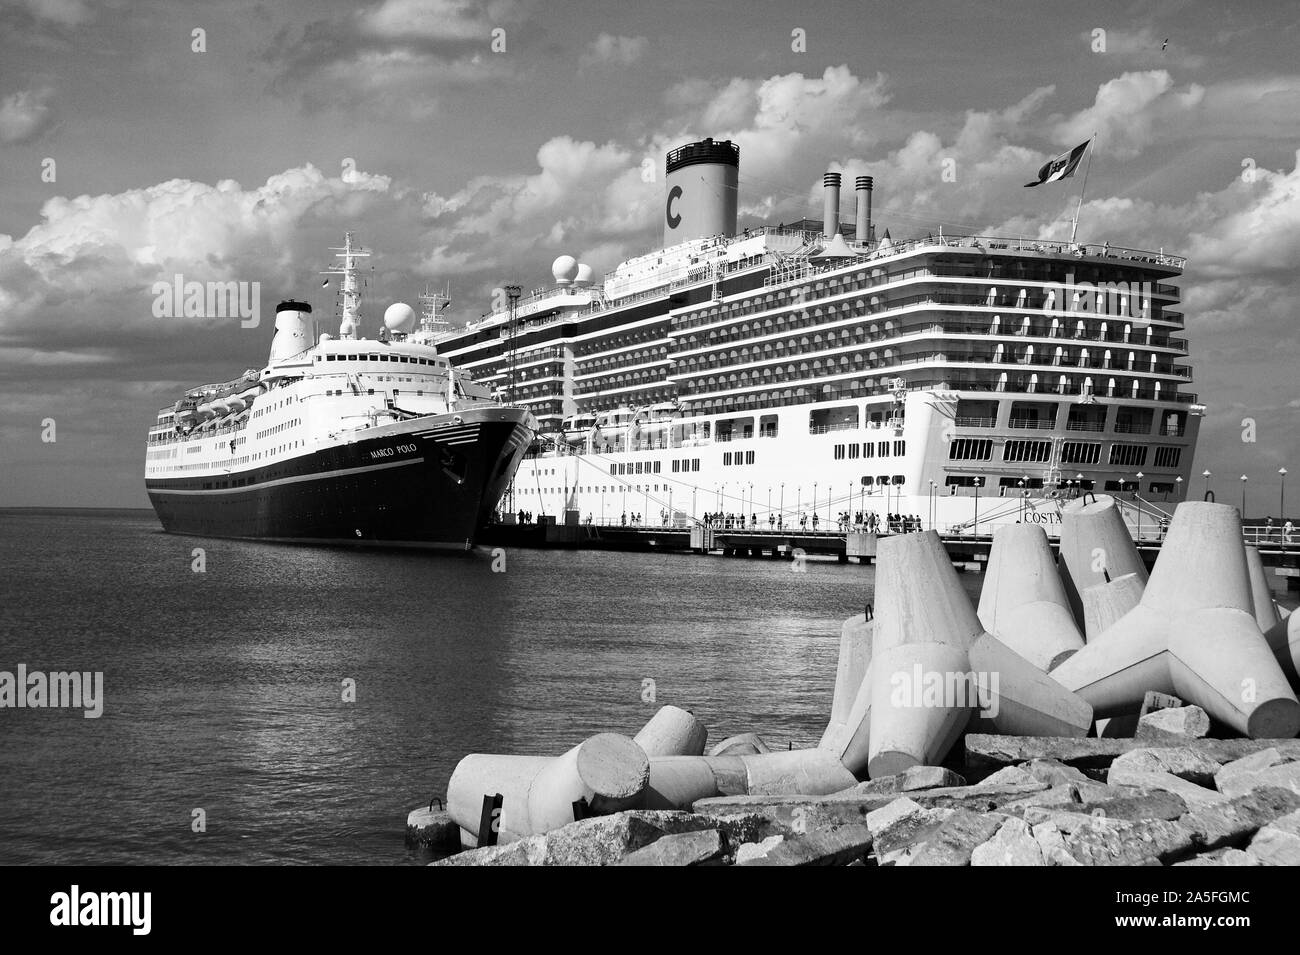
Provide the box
[433,139,1201,538]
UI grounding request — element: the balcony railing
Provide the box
[953,416,995,428]
[1008,418,1054,429]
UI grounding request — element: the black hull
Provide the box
[146,410,532,550]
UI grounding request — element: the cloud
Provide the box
[13,0,92,27]
[580,34,647,68]
[1052,71,1204,158]
[268,0,529,117]
[0,86,55,143]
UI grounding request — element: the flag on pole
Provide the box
[1024,139,1091,187]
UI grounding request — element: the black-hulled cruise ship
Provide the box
[435,139,1201,537]
[143,235,534,549]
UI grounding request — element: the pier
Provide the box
[480,520,1300,589]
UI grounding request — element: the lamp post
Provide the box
[1202,469,1211,499]
[973,476,982,538]
[1136,471,1144,540]
[1175,475,1182,500]
[780,483,785,525]
[928,479,937,531]
[1240,474,1248,517]
[814,482,818,529]
[1280,467,1288,520]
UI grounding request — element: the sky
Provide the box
[0,0,1297,508]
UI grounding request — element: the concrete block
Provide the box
[1108,747,1222,785]
[968,632,1093,738]
[1058,494,1149,628]
[737,824,873,866]
[634,705,708,757]
[615,828,724,866]
[709,732,770,757]
[1081,573,1145,643]
[979,524,1085,670]
[1137,705,1210,739]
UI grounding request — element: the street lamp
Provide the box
[1280,467,1288,519]
[973,476,982,538]
[928,479,936,531]
[1175,475,1183,500]
[1202,469,1211,499]
[1136,471,1145,540]
[1240,474,1248,517]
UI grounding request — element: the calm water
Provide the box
[1,507,957,865]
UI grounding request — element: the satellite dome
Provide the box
[551,254,578,285]
[384,302,417,333]
[573,263,594,287]
[319,332,333,343]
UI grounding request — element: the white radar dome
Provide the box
[573,262,594,287]
[552,254,578,285]
[383,302,416,333]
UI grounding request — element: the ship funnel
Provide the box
[855,176,874,244]
[822,172,842,239]
[270,301,313,362]
[663,138,739,247]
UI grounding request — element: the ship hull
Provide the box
[146,408,532,550]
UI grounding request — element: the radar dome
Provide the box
[384,302,416,333]
[551,255,578,285]
[573,262,594,287]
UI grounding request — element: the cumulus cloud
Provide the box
[14,0,91,27]
[0,86,56,143]
[1053,71,1205,158]
[580,34,648,68]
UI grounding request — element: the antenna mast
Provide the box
[320,232,371,340]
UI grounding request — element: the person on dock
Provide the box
[812,512,820,531]
[1284,519,1294,546]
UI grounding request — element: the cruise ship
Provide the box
[143,235,535,549]
[435,138,1202,537]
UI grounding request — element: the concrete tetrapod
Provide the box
[1245,545,1282,632]
[818,615,875,775]
[978,524,1086,671]
[868,531,983,779]
[1263,610,1300,693]
[634,705,708,757]
[1058,494,1149,629]
[1080,573,1145,643]
[645,750,855,809]
[1051,501,1300,739]
[448,733,651,846]
[967,632,1093,738]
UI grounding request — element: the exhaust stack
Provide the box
[855,176,874,245]
[822,172,842,238]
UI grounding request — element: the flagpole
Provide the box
[1069,133,1097,245]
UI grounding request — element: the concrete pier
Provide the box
[978,524,1085,671]
[1058,495,1149,628]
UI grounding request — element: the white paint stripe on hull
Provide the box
[148,457,424,496]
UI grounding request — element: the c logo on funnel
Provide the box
[666,185,682,229]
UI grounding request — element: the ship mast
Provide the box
[321,232,371,340]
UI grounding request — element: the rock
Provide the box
[1002,785,1188,822]
[1247,810,1300,866]
[1215,748,1285,789]
[737,824,873,866]
[979,766,1038,787]
[433,835,546,866]
[1023,759,1091,788]
[874,807,955,863]
[864,797,925,839]
[1174,848,1258,866]
[1057,816,1193,865]
[1179,787,1300,852]
[903,809,1005,866]
[432,810,716,866]
[704,812,774,847]
[1030,823,1083,866]
[858,766,966,794]
[970,817,1046,866]
[1139,691,1185,718]
[1214,758,1300,799]
[964,733,1300,771]
[708,733,770,757]
[405,807,461,850]
[734,834,784,863]
[1108,747,1222,785]
[615,829,724,866]
[1137,705,1211,740]
[1105,768,1226,806]
[691,780,1048,833]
